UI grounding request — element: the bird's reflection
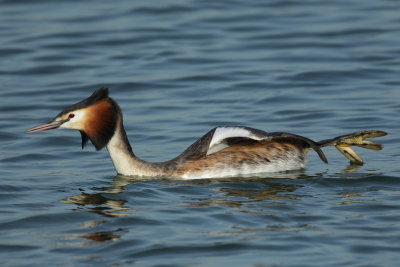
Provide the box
[184,174,307,209]
[80,228,125,243]
[62,174,147,218]
[61,170,312,244]
[63,192,129,217]
[61,175,145,246]
[61,165,382,245]
[62,164,369,219]
[340,163,363,175]
[63,170,309,217]
[59,225,125,247]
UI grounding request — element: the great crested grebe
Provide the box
[25,88,386,179]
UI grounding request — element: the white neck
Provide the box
[106,121,153,176]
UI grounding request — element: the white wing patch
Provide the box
[206,127,266,155]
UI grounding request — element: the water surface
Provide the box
[0,0,399,266]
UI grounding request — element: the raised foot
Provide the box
[334,130,387,165]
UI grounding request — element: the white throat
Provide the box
[106,122,137,175]
[106,122,155,176]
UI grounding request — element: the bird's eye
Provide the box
[69,113,75,119]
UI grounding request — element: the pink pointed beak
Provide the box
[25,119,68,133]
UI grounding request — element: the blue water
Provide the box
[1,0,400,266]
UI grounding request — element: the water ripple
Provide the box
[0,0,398,266]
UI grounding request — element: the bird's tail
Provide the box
[317,130,387,164]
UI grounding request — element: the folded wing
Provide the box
[175,126,327,163]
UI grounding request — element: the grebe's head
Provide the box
[25,87,119,150]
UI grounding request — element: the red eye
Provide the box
[69,114,75,119]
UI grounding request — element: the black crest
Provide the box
[56,87,110,117]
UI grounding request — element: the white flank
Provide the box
[182,151,306,179]
[207,127,265,155]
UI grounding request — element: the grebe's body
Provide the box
[107,125,310,179]
[26,88,386,179]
